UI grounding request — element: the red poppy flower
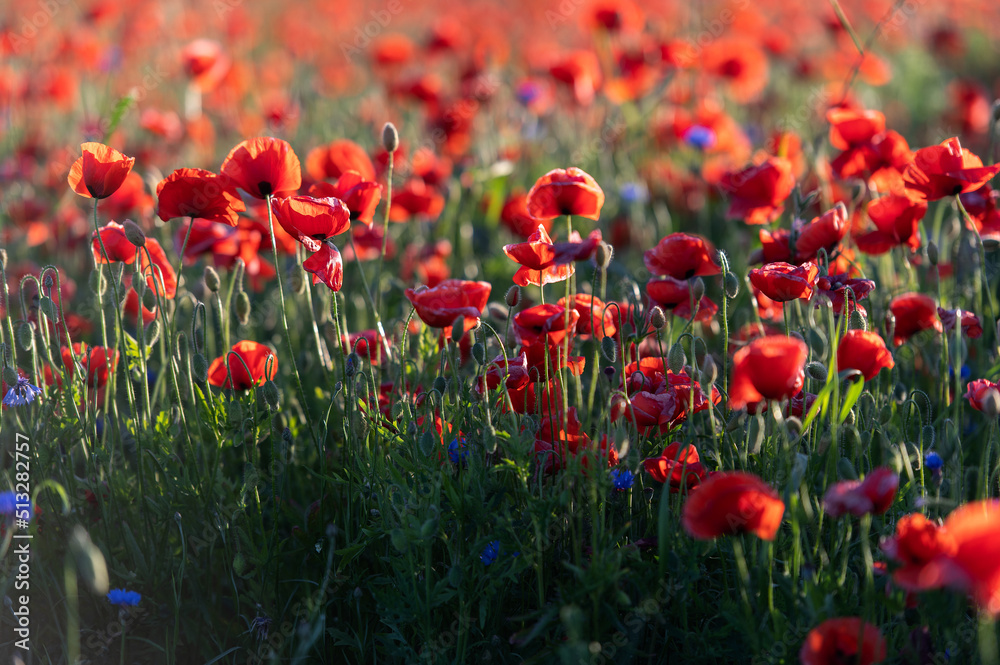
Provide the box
[903,137,1000,200]
[307,171,381,226]
[933,500,1000,615]
[526,167,605,221]
[827,108,886,150]
[404,279,491,329]
[103,172,153,220]
[644,442,706,492]
[91,222,138,264]
[221,137,302,199]
[681,471,784,541]
[965,379,1000,413]
[939,307,983,339]
[960,185,1000,242]
[548,51,603,107]
[823,467,899,518]
[302,242,344,292]
[748,262,819,302]
[794,204,849,262]
[343,224,393,262]
[271,196,351,252]
[534,408,618,473]
[837,330,894,381]
[729,335,807,409]
[503,225,574,287]
[68,142,135,199]
[180,39,230,93]
[881,512,957,591]
[799,618,886,665]
[500,191,550,237]
[855,193,926,255]
[703,39,769,103]
[389,178,445,222]
[720,156,795,225]
[756,228,792,263]
[815,274,876,316]
[305,139,376,183]
[156,168,246,226]
[888,293,942,345]
[513,303,580,348]
[207,340,278,391]
[643,233,721,279]
[558,294,616,339]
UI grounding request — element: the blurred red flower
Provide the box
[720,156,795,225]
[681,471,784,541]
[729,335,807,409]
[823,467,899,518]
[837,330,894,381]
[207,341,277,390]
[404,279,491,328]
[799,618,886,665]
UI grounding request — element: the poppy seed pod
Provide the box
[204,266,221,293]
[649,306,666,330]
[472,342,486,365]
[505,285,521,307]
[382,122,399,153]
[2,366,18,387]
[122,219,146,248]
[235,292,251,326]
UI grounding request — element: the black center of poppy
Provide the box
[258,182,273,196]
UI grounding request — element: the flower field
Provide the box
[5,0,1000,663]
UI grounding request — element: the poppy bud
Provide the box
[595,241,613,268]
[472,342,486,365]
[724,271,740,299]
[649,306,666,330]
[382,122,399,153]
[690,277,705,303]
[419,431,436,457]
[487,304,508,321]
[843,408,856,425]
[927,241,939,266]
[204,266,221,293]
[893,383,907,404]
[450,316,466,343]
[849,311,866,331]
[122,219,146,248]
[806,361,827,382]
[235,292,251,326]
[89,270,107,297]
[667,342,686,373]
[785,416,802,436]
[228,401,243,426]
[261,380,279,409]
[2,366,18,387]
[146,319,161,347]
[291,264,306,295]
[192,353,209,383]
[35,297,54,322]
[433,375,448,394]
[837,457,858,480]
[505,285,521,308]
[15,321,33,351]
[601,336,618,362]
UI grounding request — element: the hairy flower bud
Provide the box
[595,241,613,269]
[122,219,146,248]
[204,266,221,293]
[290,264,306,295]
[806,361,827,382]
[235,292,251,326]
[690,277,705,303]
[261,380,280,409]
[382,122,399,153]
[649,306,666,330]
[600,336,618,363]
[192,353,209,383]
[724,271,740,299]
[667,342,686,373]
[505,285,520,308]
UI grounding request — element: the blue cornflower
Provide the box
[0,491,30,521]
[619,182,649,204]
[3,376,42,408]
[610,469,635,491]
[683,125,717,150]
[448,437,469,465]
[107,589,141,606]
[925,451,944,471]
[480,541,500,566]
[516,81,542,106]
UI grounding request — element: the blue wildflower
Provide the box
[516,81,542,106]
[683,125,717,150]
[480,541,500,566]
[610,469,635,491]
[0,491,30,522]
[619,182,649,204]
[924,452,943,471]
[448,437,469,465]
[3,376,42,408]
[107,589,141,606]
